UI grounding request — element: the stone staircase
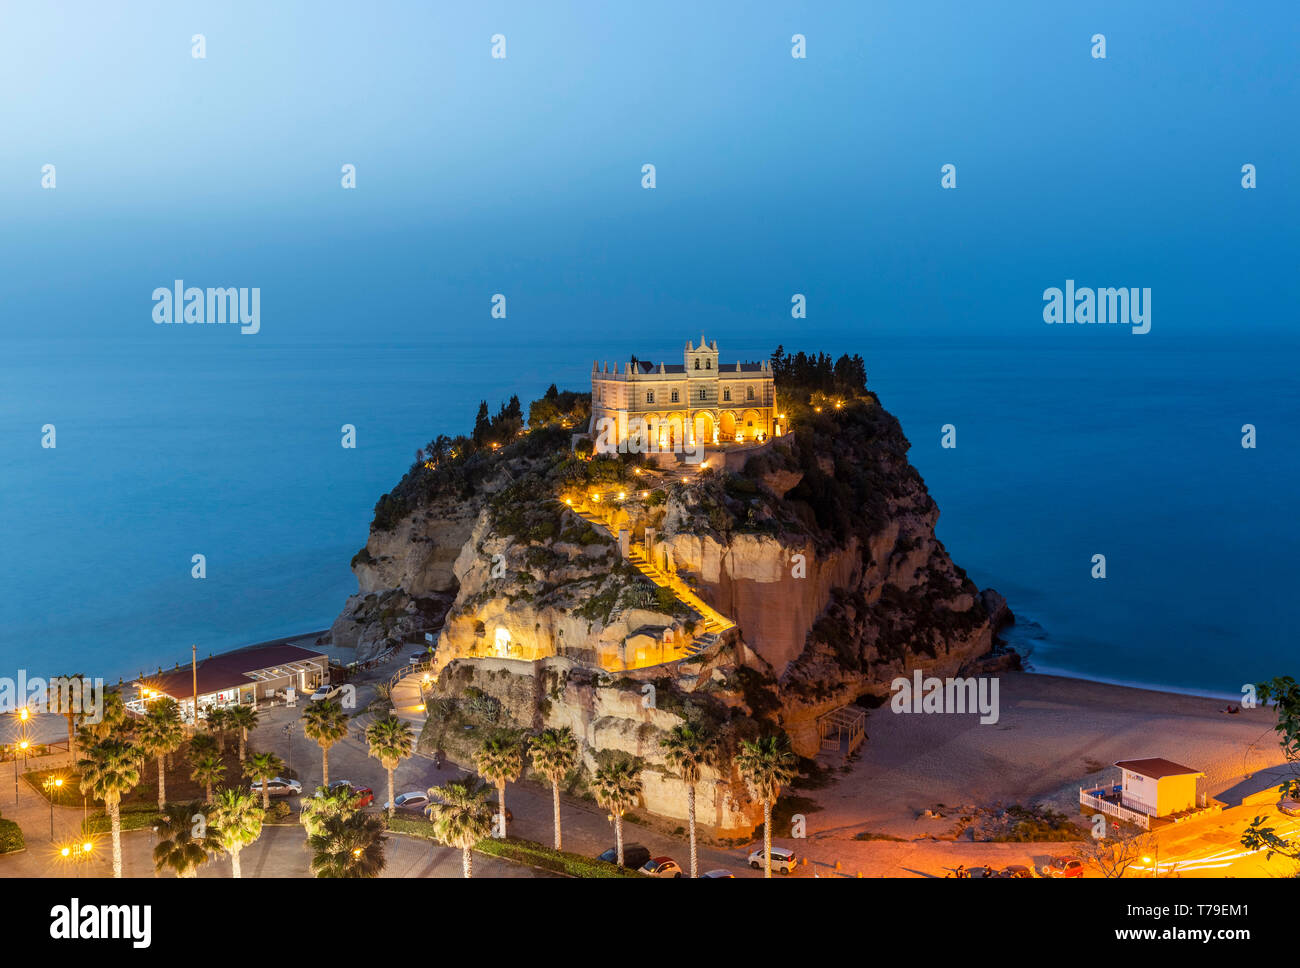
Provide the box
[569,503,735,661]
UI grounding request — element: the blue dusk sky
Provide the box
[0,0,1295,349]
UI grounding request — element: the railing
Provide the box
[1080,788,1151,829]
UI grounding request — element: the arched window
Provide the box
[646,391,654,404]
[705,359,711,370]
[746,386,755,400]
[694,359,700,370]
[670,389,679,403]
[723,388,731,401]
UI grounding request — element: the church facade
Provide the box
[590,337,780,449]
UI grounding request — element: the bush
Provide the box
[385,819,637,878]
[264,800,294,824]
[0,817,24,853]
[82,804,160,835]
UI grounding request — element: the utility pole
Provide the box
[191,644,198,727]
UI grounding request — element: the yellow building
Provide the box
[589,337,778,449]
[1115,758,1204,817]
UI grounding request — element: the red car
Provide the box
[321,781,375,808]
[1040,856,1084,878]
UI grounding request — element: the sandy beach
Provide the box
[803,672,1289,840]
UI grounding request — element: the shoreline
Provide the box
[147,628,1249,706]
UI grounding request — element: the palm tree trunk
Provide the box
[322,747,329,787]
[157,755,167,809]
[615,814,625,868]
[387,767,396,819]
[763,801,772,879]
[462,846,472,878]
[497,781,507,837]
[110,800,123,878]
[66,712,75,758]
[206,782,213,804]
[551,780,562,851]
[687,783,698,878]
[238,730,246,764]
[231,845,242,878]
[262,784,270,811]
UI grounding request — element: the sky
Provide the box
[0,0,1295,349]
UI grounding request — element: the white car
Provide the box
[386,791,432,815]
[748,846,796,874]
[250,777,302,798]
[310,683,343,701]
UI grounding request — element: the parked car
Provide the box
[250,777,301,798]
[386,791,431,814]
[639,856,683,878]
[995,864,1034,878]
[597,844,651,870]
[700,869,735,878]
[310,683,343,701]
[317,781,375,808]
[748,846,797,874]
[1040,856,1085,878]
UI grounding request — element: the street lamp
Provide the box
[43,775,64,840]
[12,739,31,804]
[1142,843,1160,878]
[283,723,293,777]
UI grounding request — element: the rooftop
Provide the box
[1114,757,1204,780]
[140,643,328,699]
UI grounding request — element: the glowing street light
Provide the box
[43,775,65,838]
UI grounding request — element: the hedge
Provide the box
[81,804,163,836]
[384,818,638,878]
[0,817,24,854]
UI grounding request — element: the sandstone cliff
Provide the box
[326,376,1014,832]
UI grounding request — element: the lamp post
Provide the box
[1142,842,1160,878]
[59,840,94,879]
[43,776,64,840]
[283,724,293,778]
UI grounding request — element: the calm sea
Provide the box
[1,334,1295,697]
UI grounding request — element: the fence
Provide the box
[1079,788,1151,830]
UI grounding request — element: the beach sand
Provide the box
[802,672,1289,841]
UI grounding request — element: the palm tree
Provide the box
[188,731,218,763]
[301,700,349,787]
[77,738,142,878]
[244,752,285,810]
[427,777,494,878]
[528,727,578,850]
[191,754,225,804]
[300,785,358,838]
[660,723,717,878]
[152,801,222,877]
[475,732,523,837]
[308,812,386,878]
[51,673,89,758]
[365,716,414,818]
[591,758,643,868]
[137,698,184,809]
[80,690,130,746]
[735,734,798,878]
[206,707,232,753]
[226,705,259,764]
[208,787,265,878]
